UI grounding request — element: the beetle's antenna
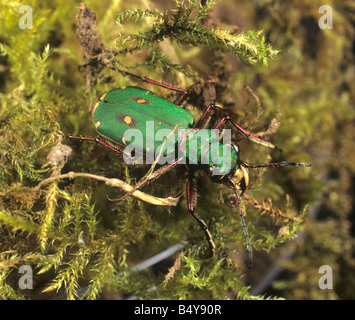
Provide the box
[241,160,311,168]
[228,179,253,269]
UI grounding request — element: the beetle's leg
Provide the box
[227,179,253,269]
[186,172,216,257]
[214,116,282,151]
[141,77,188,106]
[195,104,217,129]
[80,61,188,106]
[68,136,123,156]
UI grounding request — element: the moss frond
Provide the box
[114,0,278,75]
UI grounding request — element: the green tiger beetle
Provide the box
[69,62,311,268]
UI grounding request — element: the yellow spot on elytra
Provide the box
[92,101,100,113]
[137,98,146,104]
[124,115,132,124]
[122,137,126,145]
[95,121,101,128]
[99,93,107,100]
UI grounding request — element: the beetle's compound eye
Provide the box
[233,144,240,154]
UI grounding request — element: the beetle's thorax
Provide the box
[180,130,241,183]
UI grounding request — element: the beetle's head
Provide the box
[204,144,249,194]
